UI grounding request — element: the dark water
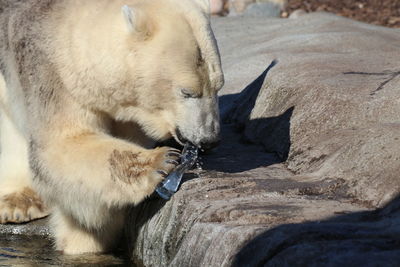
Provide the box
[0,234,132,267]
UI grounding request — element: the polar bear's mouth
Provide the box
[154,129,189,150]
[174,128,188,146]
[173,128,220,152]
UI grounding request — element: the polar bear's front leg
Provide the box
[0,108,48,223]
[51,207,126,254]
[31,133,179,253]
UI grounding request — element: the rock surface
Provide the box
[0,218,49,237]
[126,126,369,267]
[243,2,282,17]
[222,12,400,207]
[228,0,285,16]
[126,13,400,266]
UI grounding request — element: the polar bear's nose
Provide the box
[175,127,220,151]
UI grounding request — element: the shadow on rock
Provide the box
[124,196,167,266]
[220,60,277,123]
[201,123,282,173]
[241,107,293,161]
[233,194,400,266]
[218,60,292,166]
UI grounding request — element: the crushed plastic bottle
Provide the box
[156,143,198,200]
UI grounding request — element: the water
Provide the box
[0,234,130,267]
[194,156,204,176]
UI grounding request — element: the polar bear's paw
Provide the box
[151,146,181,178]
[0,187,49,224]
[143,146,181,196]
[109,146,180,198]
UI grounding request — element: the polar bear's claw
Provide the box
[166,159,179,166]
[0,187,49,224]
[166,151,181,158]
[151,147,180,177]
[157,170,169,177]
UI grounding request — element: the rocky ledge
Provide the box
[126,13,400,266]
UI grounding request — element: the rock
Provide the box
[234,197,400,266]
[288,9,307,18]
[126,125,369,266]
[0,218,49,236]
[228,0,286,16]
[222,12,400,208]
[243,2,282,17]
[126,13,400,266]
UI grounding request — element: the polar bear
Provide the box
[0,0,223,254]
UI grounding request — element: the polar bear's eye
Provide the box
[181,88,196,98]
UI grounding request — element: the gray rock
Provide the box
[243,2,281,17]
[221,12,400,207]
[234,197,400,266]
[288,9,307,19]
[126,125,369,266]
[125,14,400,266]
[0,218,49,236]
[228,0,286,16]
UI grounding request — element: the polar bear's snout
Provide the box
[176,129,221,151]
[174,94,221,151]
[176,126,220,151]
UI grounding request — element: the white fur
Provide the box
[0,62,31,191]
[194,0,211,14]
[178,96,220,146]
[0,69,48,223]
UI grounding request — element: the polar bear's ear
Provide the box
[121,5,138,33]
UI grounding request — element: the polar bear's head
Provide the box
[114,0,224,149]
[55,0,224,149]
